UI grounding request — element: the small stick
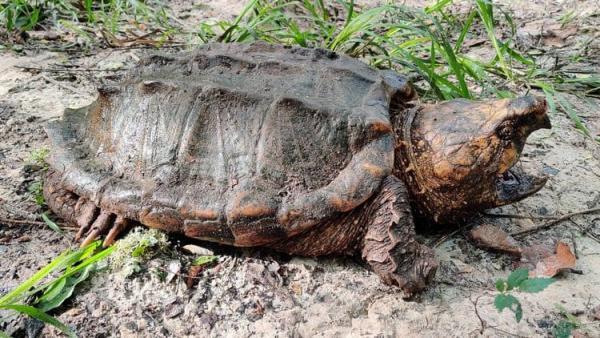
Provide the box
[569,220,600,244]
[40,74,80,94]
[15,65,124,73]
[511,207,600,237]
[483,211,560,220]
[471,294,487,335]
[570,230,579,259]
[431,227,463,248]
[0,217,75,231]
[0,218,46,226]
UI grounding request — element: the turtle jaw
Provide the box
[495,166,548,206]
[493,96,551,206]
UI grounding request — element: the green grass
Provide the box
[2,0,597,140]
[0,241,114,337]
[0,0,178,48]
[194,0,597,141]
[1,0,598,334]
[26,148,50,207]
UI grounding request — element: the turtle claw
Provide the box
[77,210,132,248]
[74,200,99,241]
[103,216,130,247]
[43,171,131,247]
[80,210,114,247]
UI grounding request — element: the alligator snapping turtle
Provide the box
[43,42,550,293]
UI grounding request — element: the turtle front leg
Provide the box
[362,176,437,295]
[43,169,131,247]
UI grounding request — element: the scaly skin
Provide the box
[42,43,550,294]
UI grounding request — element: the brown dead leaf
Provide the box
[186,265,204,289]
[469,224,522,256]
[544,23,578,48]
[529,241,576,277]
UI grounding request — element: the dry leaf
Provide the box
[186,265,203,289]
[529,241,576,277]
[469,224,522,256]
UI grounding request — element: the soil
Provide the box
[1,0,599,337]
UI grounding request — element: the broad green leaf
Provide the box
[552,320,575,338]
[495,279,506,292]
[0,248,80,305]
[507,268,529,289]
[514,301,523,322]
[0,304,76,338]
[494,294,523,322]
[37,276,67,305]
[192,255,218,266]
[518,278,555,293]
[37,265,95,312]
[329,6,389,51]
[0,331,11,338]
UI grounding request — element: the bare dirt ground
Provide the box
[1,0,599,337]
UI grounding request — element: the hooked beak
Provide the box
[494,96,551,205]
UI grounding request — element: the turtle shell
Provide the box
[46,42,415,246]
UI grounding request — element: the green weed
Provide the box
[192,255,218,267]
[109,227,169,277]
[27,148,49,169]
[41,212,63,234]
[197,0,597,141]
[25,148,49,207]
[494,268,555,322]
[0,241,114,337]
[27,180,45,206]
[1,0,178,49]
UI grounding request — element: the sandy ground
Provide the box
[1,0,599,337]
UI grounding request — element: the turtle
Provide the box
[43,42,551,294]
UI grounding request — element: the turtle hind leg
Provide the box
[362,175,437,295]
[43,169,131,247]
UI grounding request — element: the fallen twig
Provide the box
[15,65,125,73]
[471,294,487,335]
[40,74,80,94]
[0,217,46,226]
[511,207,600,237]
[569,220,600,244]
[483,211,559,220]
[0,217,75,229]
[431,227,464,248]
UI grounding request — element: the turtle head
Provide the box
[399,96,551,223]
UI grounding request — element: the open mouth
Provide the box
[494,96,551,204]
[495,163,548,204]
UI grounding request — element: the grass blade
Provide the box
[0,304,76,338]
[0,249,78,305]
[555,93,592,137]
[475,0,512,79]
[329,5,389,51]
[42,213,63,234]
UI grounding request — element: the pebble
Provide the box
[182,244,214,256]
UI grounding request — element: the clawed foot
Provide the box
[384,243,437,295]
[44,170,131,247]
[362,176,438,295]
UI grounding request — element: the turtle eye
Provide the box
[496,121,514,141]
